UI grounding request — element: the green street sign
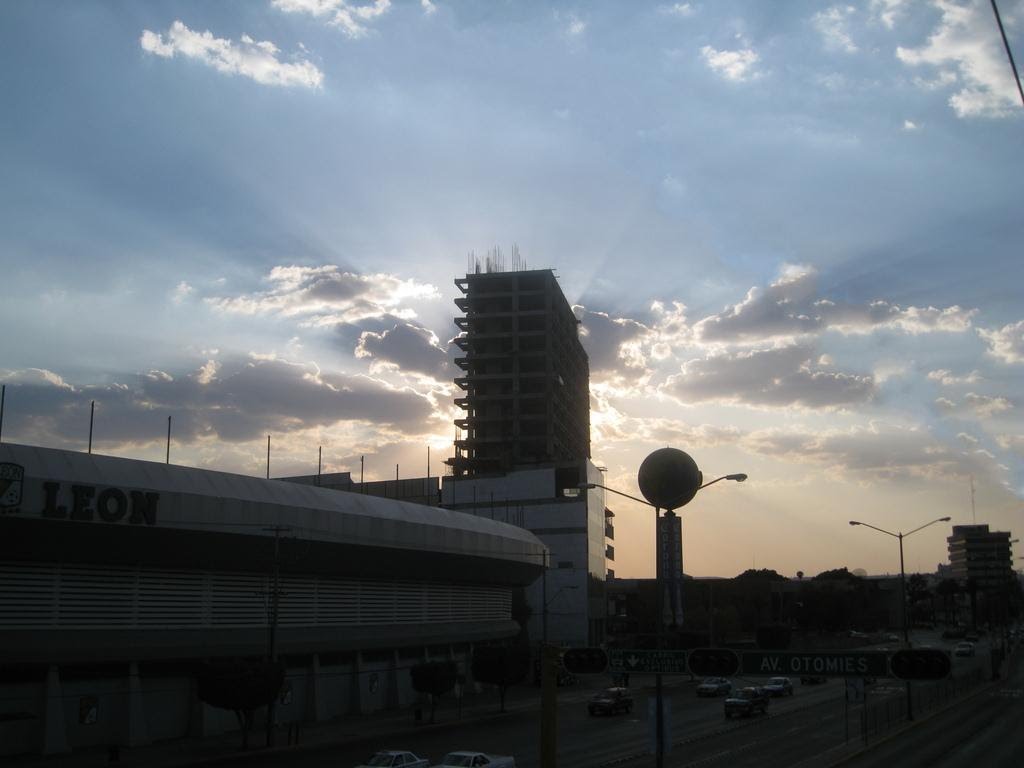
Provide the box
[741,651,889,678]
[608,649,688,675]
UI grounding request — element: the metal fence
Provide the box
[855,668,987,743]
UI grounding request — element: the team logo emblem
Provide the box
[0,463,25,509]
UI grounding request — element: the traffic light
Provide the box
[889,649,951,680]
[562,647,609,674]
[686,648,739,677]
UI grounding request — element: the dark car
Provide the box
[724,686,769,718]
[696,677,733,697]
[588,687,633,716]
[762,677,793,697]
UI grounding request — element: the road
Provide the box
[189,635,993,768]
[191,675,852,768]
[837,644,1022,768]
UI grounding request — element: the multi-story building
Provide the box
[443,259,607,647]
[947,524,1014,590]
[448,266,590,477]
[442,462,609,647]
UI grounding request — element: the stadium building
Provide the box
[0,443,545,757]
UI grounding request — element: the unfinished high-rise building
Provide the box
[448,258,590,477]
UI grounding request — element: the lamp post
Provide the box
[849,516,950,722]
[579,463,745,768]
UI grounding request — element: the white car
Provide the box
[432,752,515,768]
[357,752,430,768]
[954,641,975,657]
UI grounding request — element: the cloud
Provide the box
[870,0,909,29]
[978,320,1024,364]
[576,307,652,373]
[206,266,440,327]
[663,344,876,409]
[902,119,920,131]
[694,264,976,343]
[0,357,435,450]
[421,0,437,15]
[700,45,762,82]
[272,0,392,39]
[743,423,990,480]
[896,0,1021,118]
[140,21,324,89]
[964,392,1013,416]
[813,6,860,53]
[560,12,587,37]
[927,368,982,386]
[659,3,695,17]
[996,433,1024,457]
[355,322,450,379]
[171,281,194,304]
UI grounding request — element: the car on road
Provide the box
[800,675,827,685]
[432,753,515,768]
[762,677,794,697]
[954,641,975,657]
[724,687,770,718]
[696,677,733,696]
[358,752,430,768]
[588,687,633,716]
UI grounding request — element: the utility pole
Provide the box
[263,525,290,747]
[88,400,95,454]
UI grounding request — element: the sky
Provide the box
[1,0,1022,580]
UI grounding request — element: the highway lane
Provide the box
[837,647,1022,768]
[190,676,848,768]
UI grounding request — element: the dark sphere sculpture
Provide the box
[637,448,703,510]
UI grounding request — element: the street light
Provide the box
[579,468,745,768]
[849,515,951,721]
[542,583,579,647]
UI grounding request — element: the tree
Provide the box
[756,623,792,649]
[196,659,285,749]
[813,567,863,584]
[734,568,788,582]
[936,578,960,624]
[409,660,457,723]
[471,645,530,712]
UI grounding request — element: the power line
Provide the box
[991,0,1024,109]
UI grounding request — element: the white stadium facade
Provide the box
[0,443,545,757]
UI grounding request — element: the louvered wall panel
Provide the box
[317,579,359,625]
[208,573,268,627]
[0,561,513,630]
[57,565,136,628]
[0,562,57,628]
[135,571,206,627]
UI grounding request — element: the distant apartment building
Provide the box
[947,524,1014,590]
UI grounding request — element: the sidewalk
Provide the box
[11,679,630,768]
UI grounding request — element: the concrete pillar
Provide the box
[350,651,363,715]
[386,650,401,710]
[305,654,326,723]
[41,665,69,755]
[125,662,150,747]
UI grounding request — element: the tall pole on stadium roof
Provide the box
[317,445,322,486]
[266,435,271,479]
[87,401,95,454]
[0,384,5,443]
[166,416,171,464]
